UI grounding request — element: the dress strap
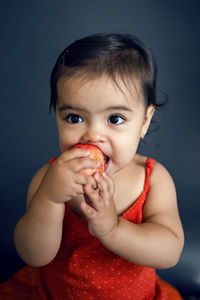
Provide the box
[143,158,155,194]
[49,157,56,164]
[122,157,156,222]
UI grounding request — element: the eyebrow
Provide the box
[58,105,86,112]
[58,105,133,113]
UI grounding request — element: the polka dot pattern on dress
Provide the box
[32,158,181,300]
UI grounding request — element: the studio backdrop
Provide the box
[0,0,200,296]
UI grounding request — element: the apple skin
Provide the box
[72,144,104,175]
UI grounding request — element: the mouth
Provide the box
[103,154,110,172]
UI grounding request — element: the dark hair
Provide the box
[50,33,165,111]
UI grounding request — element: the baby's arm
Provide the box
[14,164,65,267]
[82,163,184,269]
[14,148,98,267]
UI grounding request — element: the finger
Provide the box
[80,200,96,219]
[102,173,115,195]
[94,173,114,202]
[60,147,90,162]
[76,173,98,189]
[84,193,92,206]
[71,157,100,173]
[70,181,85,196]
[83,184,104,211]
[97,174,109,201]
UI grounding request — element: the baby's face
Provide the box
[55,75,154,175]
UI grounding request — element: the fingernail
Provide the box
[86,183,92,191]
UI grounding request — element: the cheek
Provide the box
[112,132,140,164]
[116,126,141,147]
[57,126,77,151]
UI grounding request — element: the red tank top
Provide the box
[33,158,169,299]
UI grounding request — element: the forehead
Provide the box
[57,74,145,108]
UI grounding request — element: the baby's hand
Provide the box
[72,143,105,175]
[80,172,118,238]
[38,148,99,204]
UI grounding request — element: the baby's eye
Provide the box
[108,114,126,125]
[65,114,83,124]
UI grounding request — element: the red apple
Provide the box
[72,144,104,175]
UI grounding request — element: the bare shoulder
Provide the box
[26,164,50,207]
[134,154,174,186]
[143,159,184,246]
[135,154,174,181]
[150,160,176,190]
[143,159,178,218]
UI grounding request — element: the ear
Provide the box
[140,105,155,139]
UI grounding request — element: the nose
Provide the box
[81,125,106,144]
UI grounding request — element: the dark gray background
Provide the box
[1,0,200,296]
